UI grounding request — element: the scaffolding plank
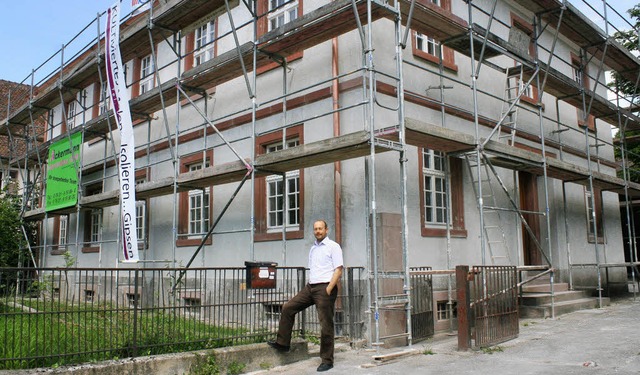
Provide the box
[403,118,476,153]
[119,0,234,63]
[254,130,389,173]
[258,0,395,56]
[401,117,640,197]
[512,0,640,84]
[180,42,271,89]
[397,0,468,42]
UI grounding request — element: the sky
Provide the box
[0,1,130,84]
[0,1,638,84]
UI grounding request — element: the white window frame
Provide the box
[135,178,146,245]
[90,209,102,243]
[585,187,596,237]
[187,162,210,237]
[422,148,447,226]
[59,215,68,246]
[415,32,442,58]
[47,109,55,139]
[99,82,110,115]
[266,139,300,231]
[194,21,216,66]
[268,0,298,31]
[67,100,76,129]
[139,55,154,94]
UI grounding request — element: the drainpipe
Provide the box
[332,36,342,244]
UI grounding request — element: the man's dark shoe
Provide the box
[317,363,333,372]
[267,340,290,352]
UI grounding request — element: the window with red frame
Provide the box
[177,151,213,247]
[571,53,596,131]
[411,0,457,72]
[510,13,539,105]
[254,126,304,241]
[418,148,465,237]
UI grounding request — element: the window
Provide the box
[411,0,457,72]
[571,53,596,131]
[89,209,102,243]
[52,214,69,254]
[436,300,457,321]
[268,0,298,31]
[47,109,55,140]
[135,170,149,250]
[59,215,68,246]
[418,149,465,237]
[255,126,304,241]
[127,293,140,308]
[266,140,300,230]
[139,55,155,94]
[82,183,103,253]
[66,100,76,130]
[177,151,213,247]
[422,149,447,225]
[194,21,216,66]
[585,186,604,243]
[416,32,440,57]
[84,290,95,302]
[99,82,110,115]
[188,162,210,236]
[183,297,201,315]
[184,19,217,71]
[256,0,303,74]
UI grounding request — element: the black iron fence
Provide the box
[0,266,365,370]
[409,267,434,342]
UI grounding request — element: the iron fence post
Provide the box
[457,265,471,351]
[132,269,139,358]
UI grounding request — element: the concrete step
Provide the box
[519,297,610,319]
[520,290,588,306]
[521,282,569,293]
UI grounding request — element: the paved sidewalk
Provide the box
[249,298,640,375]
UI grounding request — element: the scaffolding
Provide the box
[2,0,640,347]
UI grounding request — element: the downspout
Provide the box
[332,36,342,244]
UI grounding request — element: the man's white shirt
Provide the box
[308,237,343,284]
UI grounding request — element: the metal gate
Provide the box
[410,267,434,342]
[457,265,519,349]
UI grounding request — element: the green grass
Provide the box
[0,298,258,370]
[480,345,504,354]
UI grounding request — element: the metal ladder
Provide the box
[498,65,524,144]
[465,153,513,265]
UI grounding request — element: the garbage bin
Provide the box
[245,261,277,289]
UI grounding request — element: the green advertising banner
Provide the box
[45,133,82,211]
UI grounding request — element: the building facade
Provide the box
[2,0,639,342]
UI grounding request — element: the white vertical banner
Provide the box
[106,2,139,262]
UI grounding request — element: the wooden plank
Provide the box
[254,130,388,173]
[403,117,476,152]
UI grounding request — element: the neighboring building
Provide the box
[2,0,639,344]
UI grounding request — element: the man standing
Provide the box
[268,220,344,372]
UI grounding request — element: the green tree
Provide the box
[612,4,640,182]
[0,191,30,268]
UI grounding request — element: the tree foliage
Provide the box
[0,191,31,268]
[612,5,640,182]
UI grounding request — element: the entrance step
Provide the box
[519,296,610,319]
[521,282,568,293]
[520,290,587,306]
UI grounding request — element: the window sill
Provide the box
[176,237,212,247]
[82,246,100,253]
[587,236,605,244]
[421,227,467,238]
[413,50,458,73]
[255,230,304,242]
